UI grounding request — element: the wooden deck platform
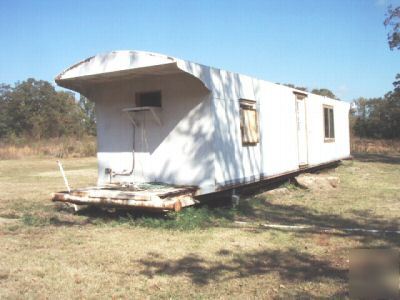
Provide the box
[52,183,198,211]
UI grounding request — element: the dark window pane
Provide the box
[324,107,329,138]
[136,91,162,107]
[329,108,335,138]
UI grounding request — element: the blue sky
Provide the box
[0,0,399,101]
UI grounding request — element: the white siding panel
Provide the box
[236,74,256,100]
[213,98,244,185]
[257,81,299,177]
[306,95,350,165]
[214,72,261,186]
[94,73,215,193]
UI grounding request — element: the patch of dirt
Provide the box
[315,234,331,247]
[0,269,10,280]
[295,174,340,191]
[260,187,290,196]
[0,217,19,226]
[348,167,361,173]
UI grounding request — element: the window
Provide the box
[323,105,335,141]
[239,99,259,145]
[136,91,161,107]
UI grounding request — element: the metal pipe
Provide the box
[112,122,135,177]
[57,160,79,211]
[57,160,71,193]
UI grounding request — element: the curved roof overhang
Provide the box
[55,50,213,96]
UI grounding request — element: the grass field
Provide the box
[0,154,399,299]
[0,136,96,160]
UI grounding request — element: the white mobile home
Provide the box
[53,50,350,211]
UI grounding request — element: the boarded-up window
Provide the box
[323,105,335,141]
[136,91,162,107]
[239,99,259,145]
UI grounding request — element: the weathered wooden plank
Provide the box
[52,192,198,212]
[70,185,197,201]
[52,183,198,211]
[52,192,178,211]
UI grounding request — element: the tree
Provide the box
[79,95,96,135]
[384,76,400,138]
[311,88,337,99]
[281,83,308,92]
[352,74,400,139]
[393,73,400,92]
[279,83,338,99]
[0,84,12,137]
[0,78,95,139]
[384,5,400,50]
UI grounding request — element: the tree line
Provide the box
[0,78,95,140]
[280,83,338,100]
[351,74,400,139]
[351,5,400,139]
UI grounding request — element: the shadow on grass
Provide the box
[237,198,400,232]
[352,152,400,164]
[45,193,400,247]
[132,247,347,296]
[232,196,400,247]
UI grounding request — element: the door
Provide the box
[295,95,308,167]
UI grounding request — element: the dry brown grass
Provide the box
[351,137,400,155]
[0,155,399,298]
[0,136,96,159]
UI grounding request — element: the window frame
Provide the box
[239,99,259,146]
[323,105,335,142]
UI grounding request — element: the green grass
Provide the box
[21,213,51,227]
[0,154,399,298]
[56,205,236,231]
[130,207,233,230]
